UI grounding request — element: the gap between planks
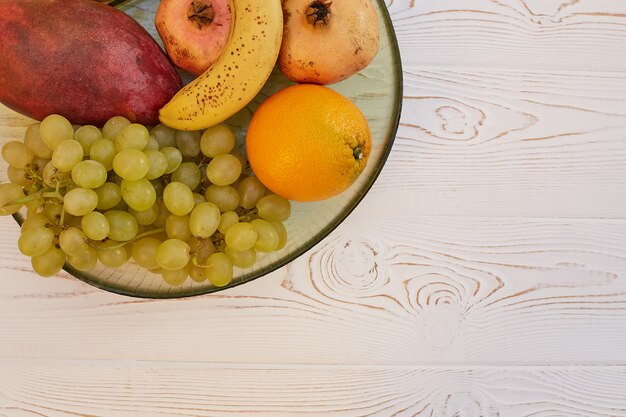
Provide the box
[2,357,626,370]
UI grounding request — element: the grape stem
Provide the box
[1,182,64,209]
[89,228,166,250]
[2,187,53,207]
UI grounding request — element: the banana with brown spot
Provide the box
[159,0,283,130]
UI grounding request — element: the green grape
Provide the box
[89,138,117,171]
[163,182,194,216]
[97,239,130,268]
[7,165,33,187]
[67,247,98,272]
[193,192,206,206]
[42,202,63,224]
[161,265,189,286]
[63,213,83,229]
[152,197,171,228]
[224,222,257,251]
[175,130,201,158]
[188,261,206,283]
[224,246,257,269]
[237,176,266,209]
[189,202,220,238]
[102,116,131,140]
[113,149,150,180]
[144,135,160,151]
[21,213,49,232]
[18,226,55,257]
[165,214,192,241]
[74,125,102,155]
[160,147,182,174]
[151,180,165,196]
[251,218,279,252]
[205,154,242,186]
[71,160,107,189]
[200,125,235,158]
[131,237,161,270]
[42,161,71,188]
[25,197,43,218]
[120,178,156,211]
[2,141,34,169]
[269,220,288,250]
[171,162,201,191]
[24,124,52,159]
[64,188,98,216]
[51,139,83,172]
[111,199,129,213]
[59,227,91,256]
[205,252,233,287]
[30,156,49,176]
[115,123,149,151]
[188,236,215,267]
[204,184,239,212]
[150,124,176,148]
[217,210,239,234]
[144,149,168,180]
[257,194,291,221]
[112,174,123,186]
[129,204,159,226]
[104,210,138,242]
[95,182,122,211]
[31,246,66,277]
[156,239,190,270]
[40,114,73,150]
[81,212,110,241]
[0,183,25,216]
[230,151,248,176]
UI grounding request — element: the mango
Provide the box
[0,0,183,126]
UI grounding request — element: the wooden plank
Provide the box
[388,0,626,71]
[371,67,626,217]
[1,215,626,364]
[1,359,625,417]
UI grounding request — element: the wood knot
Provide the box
[309,234,389,298]
[442,390,499,417]
[521,0,576,24]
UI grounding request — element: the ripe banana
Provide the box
[159,0,283,130]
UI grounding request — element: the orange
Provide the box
[245,84,371,202]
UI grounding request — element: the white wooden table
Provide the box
[3,0,626,415]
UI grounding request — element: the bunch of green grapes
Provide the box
[0,114,290,287]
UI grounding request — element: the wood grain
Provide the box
[368,66,626,217]
[3,0,626,415]
[387,0,626,71]
[1,359,626,417]
[2,214,626,365]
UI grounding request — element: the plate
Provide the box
[0,0,402,298]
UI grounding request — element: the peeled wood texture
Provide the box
[2,0,626,415]
[1,359,626,417]
[387,0,626,70]
[375,68,626,217]
[1,215,626,365]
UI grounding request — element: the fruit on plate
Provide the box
[155,0,233,75]
[0,0,182,126]
[0,115,291,287]
[159,0,283,130]
[246,84,371,202]
[278,0,380,85]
